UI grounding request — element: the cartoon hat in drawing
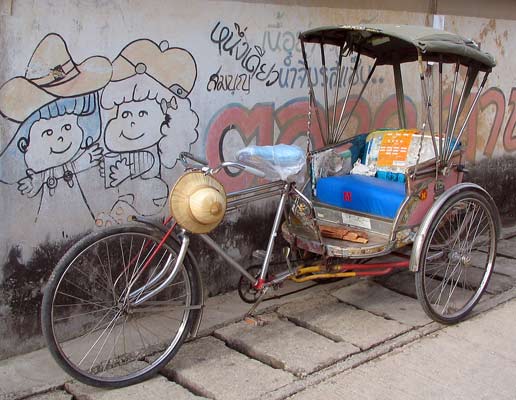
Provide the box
[0,33,112,123]
[109,39,197,99]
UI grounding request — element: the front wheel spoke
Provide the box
[54,305,117,322]
[99,314,129,374]
[56,290,112,309]
[441,267,464,313]
[80,309,123,370]
[435,260,462,306]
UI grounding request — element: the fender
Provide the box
[131,216,205,338]
[409,183,501,272]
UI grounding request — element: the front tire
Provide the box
[41,224,201,388]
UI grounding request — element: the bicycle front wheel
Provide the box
[42,224,201,388]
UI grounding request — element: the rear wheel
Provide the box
[415,191,497,324]
[42,224,201,388]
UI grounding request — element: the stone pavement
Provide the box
[2,232,516,400]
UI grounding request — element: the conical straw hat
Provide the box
[169,172,226,234]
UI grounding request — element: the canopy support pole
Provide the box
[330,45,344,144]
[417,52,438,158]
[301,40,325,145]
[446,71,489,163]
[320,42,331,144]
[393,59,406,129]
[333,53,360,144]
[438,60,443,165]
[444,61,460,165]
[334,58,377,144]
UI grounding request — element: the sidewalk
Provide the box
[2,231,516,400]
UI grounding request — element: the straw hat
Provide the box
[0,33,112,123]
[169,172,227,234]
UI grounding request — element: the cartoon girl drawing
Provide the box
[100,39,199,221]
[0,33,112,226]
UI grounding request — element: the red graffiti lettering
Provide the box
[503,88,516,152]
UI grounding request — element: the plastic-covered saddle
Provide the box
[236,144,306,181]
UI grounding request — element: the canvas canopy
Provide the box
[299,24,496,71]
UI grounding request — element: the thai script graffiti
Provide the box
[262,30,302,54]
[206,66,251,94]
[210,21,280,87]
[277,56,382,90]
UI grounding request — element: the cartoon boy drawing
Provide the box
[100,39,199,220]
[0,33,112,223]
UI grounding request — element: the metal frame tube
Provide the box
[331,45,345,143]
[199,233,257,283]
[447,65,471,157]
[334,53,361,143]
[301,40,325,145]
[420,62,438,157]
[335,59,377,143]
[444,61,460,160]
[393,60,406,129]
[446,71,489,162]
[439,61,443,163]
[320,42,330,142]
[260,184,290,281]
[132,234,190,305]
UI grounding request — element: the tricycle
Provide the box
[41,24,500,387]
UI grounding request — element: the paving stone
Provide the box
[477,252,516,278]
[375,270,419,298]
[494,237,516,258]
[160,336,294,400]
[25,391,72,400]
[0,348,70,400]
[277,295,411,350]
[332,280,431,327]
[66,369,203,400]
[289,301,516,400]
[214,313,358,376]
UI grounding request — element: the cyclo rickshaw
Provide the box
[41,24,500,387]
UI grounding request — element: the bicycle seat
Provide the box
[236,144,306,181]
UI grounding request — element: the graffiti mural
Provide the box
[0,35,200,229]
[0,33,110,223]
[98,39,199,224]
[205,86,516,192]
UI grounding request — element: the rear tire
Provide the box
[415,191,497,324]
[42,223,201,388]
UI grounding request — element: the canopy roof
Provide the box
[299,24,496,71]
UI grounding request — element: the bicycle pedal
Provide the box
[243,315,267,327]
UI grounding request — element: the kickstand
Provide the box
[243,286,269,326]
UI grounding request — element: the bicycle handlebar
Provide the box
[217,162,266,178]
[179,152,208,166]
[179,152,266,178]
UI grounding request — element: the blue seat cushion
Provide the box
[316,175,406,219]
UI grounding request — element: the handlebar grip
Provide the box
[243,165,266,178]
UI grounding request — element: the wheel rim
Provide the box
[49,232,192,383]
[421,196,495,320]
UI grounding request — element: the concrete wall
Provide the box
[0,0,515,358]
